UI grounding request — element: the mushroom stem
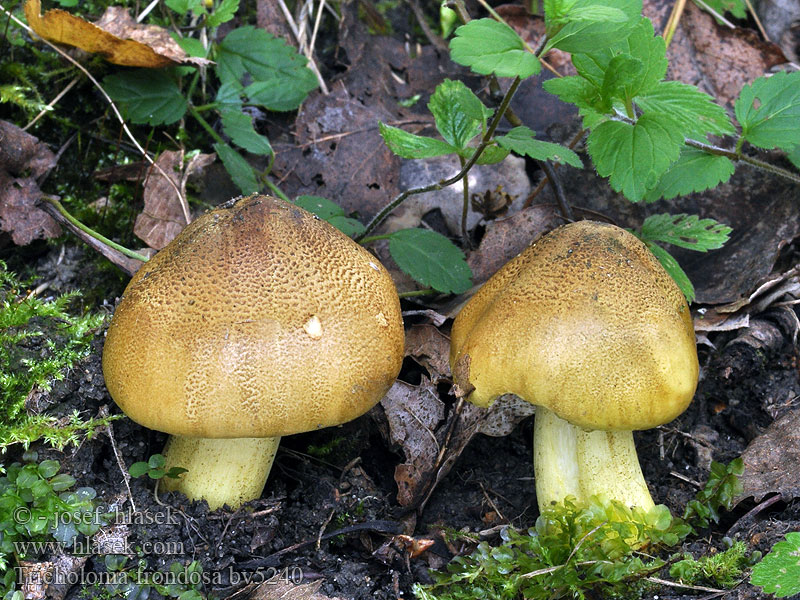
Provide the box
[533,407,655,513]
[160,436,280,510]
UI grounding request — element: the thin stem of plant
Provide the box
[685,139,800,184]
[24,76,79,131]
[42,197,150,263]
[459,155,471,248]
[357,76,522,240]
[0,5,191,225]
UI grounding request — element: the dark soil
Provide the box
[6,240,798,600]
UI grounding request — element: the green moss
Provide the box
[670,541,750,588]
[0,261,110,449]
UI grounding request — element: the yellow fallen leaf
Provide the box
[24,0,205,68]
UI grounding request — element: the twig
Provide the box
[23,76,79,131]
[663,0,688,46]
[646,576,726,593]
[743,0,769,41]
[540,160,574,221]
[276,0,328,94]
[0,5,191,224]
[407,0,448,52]
[726,493,783,537]
[100,406,137,514]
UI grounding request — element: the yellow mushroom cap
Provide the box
[102,195,404,438]
[450,220,698,432]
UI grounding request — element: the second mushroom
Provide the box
[450,221,699,513]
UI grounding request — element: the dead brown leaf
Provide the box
[381,378,445,506]
[0,121,60,245]
[405,324,451,383]
[24,0,209,68]
[643,0,786,106]
[736,409,800,503]
[467,205,561,286]
[232,576,345,600]
[134,151,214,249]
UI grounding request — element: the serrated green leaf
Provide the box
[220,109,272,155]
[103,70,187,126]
[572,18,667,98]
[449,19,541,78]
[600,55,644,108]
[542,75,599,110]
[379,122,456,159]
[640,213,731,251]
[544,0,641,53]
[495,126,583,167]
[735,71,800,151]
[172,34,207,59]
[217,26,317,111]
[636,81,734,138]
[643,148,735,202]
[587,113,685,201]
[460,144,510,165]
[387,229,472,294]
[428,79,491,149]
[293,195,365,237]
[213,142,259,194]
[750,532,800,598]
[643,241,695,302]
[207,0,238,27]
[215,81,243,108]
[165,0,204,16]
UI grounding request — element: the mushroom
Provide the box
[102,195,405,510]
[449,221,698,513]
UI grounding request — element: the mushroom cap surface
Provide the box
[103,195,404,438]
[450,220,698,431]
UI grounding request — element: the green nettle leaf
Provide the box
[587,113,685,201]
[643,148,735,202]
[207,0,239,27]
[542,76,599,111]
[636,81,734,138]
[165,0,204,16]
[600,55,645,107]
[643,241,695,302]
[387,229,472,294]
[103,70,187,126]
[735,71,800,151]
[172,34,207,59]
[215,81,243,108]
[544,0,642,53]
[639,213,732,252]
[379,122,456,159]
[293,195,366,237]
[428,79,491,149]
[572,17,667,97]
[216,26,318,111]
[220,109,272,156]
[461,144,511,165]
[750,532,800,598]
[449,19,541,78]
[213,142,259,195]
[495,126,583,167]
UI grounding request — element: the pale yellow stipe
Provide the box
[534,407,655,513]
[160,435,280,510]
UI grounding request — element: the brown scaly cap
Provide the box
[450,220,698,431]
[102,195,404,438]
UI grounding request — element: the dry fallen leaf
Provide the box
[404,324,451,384]
[24,0,209,68]
[238,576,346,600]
[736,409,800,504]
[134,150,214,249]
[0,120,60,245]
